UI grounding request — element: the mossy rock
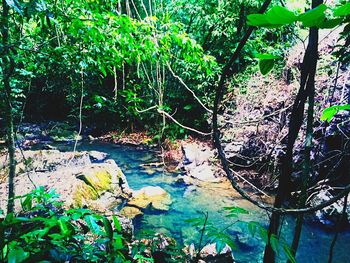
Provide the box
[128,186,172,211]
[119,206,143,219]
[72,161,131,210]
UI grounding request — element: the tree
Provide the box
[1,0,16,213]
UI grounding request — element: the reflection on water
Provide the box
[55,141,350,263]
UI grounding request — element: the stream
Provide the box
[53,141,350,263]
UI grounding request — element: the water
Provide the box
[55,141,350,263]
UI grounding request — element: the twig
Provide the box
[230,169,271,198]
[167,62,212,114]
[157,109,212,136]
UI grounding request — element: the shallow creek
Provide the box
[54,141,350,263]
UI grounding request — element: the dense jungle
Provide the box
[1,0,350,262]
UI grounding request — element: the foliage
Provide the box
[0,187,130,262]
[0,0,220,139]
[320,104,350,122]
[248,2,350,76]
[186,207,297,262]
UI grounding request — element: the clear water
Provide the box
[55,141,350,263]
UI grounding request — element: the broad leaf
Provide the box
[84,215,104,235]
[266,6,298,25]
[320,104,350,122]
[247,14,271,27]
[334,2,350,17]
[114,235,124,250]
[270,234,280,254]
[283,243,297,263]
[317,18,343,29]
[259,59,275,75]
[113,216,122,233]
[8,247,29,263]
[255,53,281,75]
[298,4,327,27]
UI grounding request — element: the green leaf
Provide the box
[58,218,73,237]
[8,247,29,263]
[247,14,271,27]
[85,215,103,235]
[255,53,281,76]
[21,195,32,211]
[247,6,297,28]
[102,216,113,239]
[259,59,275,75]
[334,2,350,17]
[255,54,280,60]
[320,104,350,122]
[215,240,226,254]
[265,6,298,25]
[270,234,280,254]
[100,66,107,77]
[283,243,297,263]
[317,18,343,29]
[114,235,124,250]
[298,4,327,27]
[113,215,122,233]
[223,206,249,215]
[257,225,268,243]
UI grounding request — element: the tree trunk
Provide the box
[1,0,16,213]
[263,1,321,262]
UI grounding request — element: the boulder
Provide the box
[309,188,345,226]
[223,142,244,159]
[72,159,132,209]
[185,243,235,263]
[128,186,172,211]
[12,150,91,174]
[182,143,214,167]
[200,243,235,263]
[89,151,108,162]
[175,175,194,186]
[187,163,219,183]
[119,206,143,220]
[180,142,222,184]
[0,150,131,213]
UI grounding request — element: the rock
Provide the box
[310,188,345,226]
[89,151,108,162]
[200,243,234,263]
[180,142,222,184]
[175,175,194,186]
[223,142,244,159]
[182,143,214,167]
[188,163,220,183]
[88,135,96,141]
[119,206,143,219]
[73,159,132,209]
[0,150,131,213]
[188,243,196,259]
[128,186,172,211]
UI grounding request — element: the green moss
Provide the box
[85,170,112,192]
[73,184,99,208]
[73,169,113,208]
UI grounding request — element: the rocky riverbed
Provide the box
[0,144,238,262]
